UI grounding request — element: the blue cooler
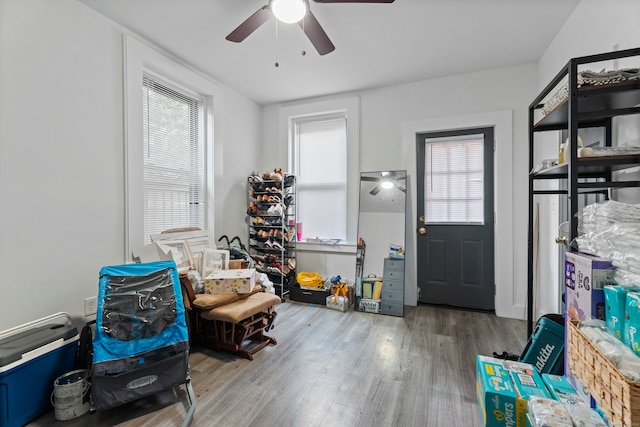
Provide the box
[519,314,564,375]
[0,313,79,427]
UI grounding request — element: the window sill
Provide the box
[295,241,357,255]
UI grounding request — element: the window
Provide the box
[282,97,359,245]
[142,75,205,244]
[125,35,221,258]
[424,134,484,224]
[293,114,347,241]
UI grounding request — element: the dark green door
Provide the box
[416,127,495,311]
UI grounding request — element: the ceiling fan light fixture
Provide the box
[270,0,308,24]
[381,180,394,189]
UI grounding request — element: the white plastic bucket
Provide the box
[51,369,91,421]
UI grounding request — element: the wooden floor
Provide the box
[29,301,526,427]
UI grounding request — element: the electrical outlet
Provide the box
[84,296,97,316]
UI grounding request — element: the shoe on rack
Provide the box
[248,172,263,182]
[283,174,294,187]
[269,169,282,181]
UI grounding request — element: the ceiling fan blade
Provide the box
[369,185,382,196]
[299,11,335,55]
[312,0,394,3]
[226,5,271,43]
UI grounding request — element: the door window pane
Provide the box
[424,135,484,224]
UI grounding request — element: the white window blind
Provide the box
[295,116,347,241]
[142,75,205,244]
[424,135,484,224]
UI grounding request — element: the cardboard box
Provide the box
[476,355,518,427]
[204,268,256,294]
[604,285,628,340]
[541,373,582,405]
[564,252,614,323]
[476,356,551,427]
[624,292,640,354]
[564,251,615,407]
[326,295,349,312]
[506,360,552,427]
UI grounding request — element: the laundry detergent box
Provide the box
[506,360,552,427]
[476,355,518,427]
[604,285,628,340]
[204,268,256,294]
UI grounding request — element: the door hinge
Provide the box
[494,284,497,295]
[493,139,496,151]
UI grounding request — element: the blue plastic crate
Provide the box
[0,316,78,427]
[519,314,564,375]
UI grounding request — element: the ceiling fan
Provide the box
[361,171,406,196]
[226,0,395,56]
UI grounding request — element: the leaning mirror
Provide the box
[356,170,407,317]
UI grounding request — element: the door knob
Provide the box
[555,236,567,245]
[419,216,425,223]
[418,227,426,235]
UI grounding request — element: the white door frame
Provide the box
[401,110,518,319]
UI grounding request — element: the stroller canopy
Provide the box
[93,260,189,374]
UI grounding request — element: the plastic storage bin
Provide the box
[0,313,79,427]
[519,314,564,375]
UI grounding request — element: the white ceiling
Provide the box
[79,0,580,105]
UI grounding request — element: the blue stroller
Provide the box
[91,260,196,426]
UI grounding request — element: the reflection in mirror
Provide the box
[357,170,407,279]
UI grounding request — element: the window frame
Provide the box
[280,97,360,247]
[124,35,222,259]
[291,112,348,241]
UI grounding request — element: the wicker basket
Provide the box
[567,321,640,426]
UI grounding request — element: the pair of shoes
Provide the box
[247,202,263,215]
[287,258,296,270]
[267,203,283,216]
[265,253,279,262]
[257,230,270,239]
[271,168,283,181]
[248,172,263,182]
[271,239,284,251]
[265,187,282,194]
[266,217,282,227]
[268,195,281,203]
[252,216,266,226]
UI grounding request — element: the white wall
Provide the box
[0,0,262,331]
[264,62,538,319]
[533,0,640,319]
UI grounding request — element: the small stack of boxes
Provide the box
[476,355,606,427]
